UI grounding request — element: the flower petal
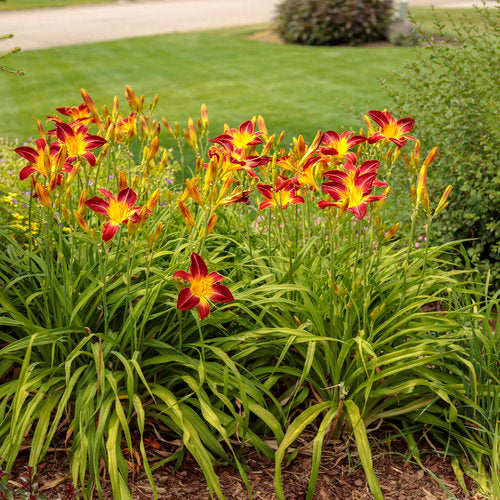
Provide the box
[173,270,191,282]
[102,221,120,241]
[208,283,233,303]
[177,287,200,310]
[190,252,207,278]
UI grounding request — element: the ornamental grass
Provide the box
[0,87,498,499]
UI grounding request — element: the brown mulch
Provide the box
[8,437,484,499]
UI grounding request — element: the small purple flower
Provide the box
[24,191,30,196]
[8,171,12,176]
[88,180,94,186]
[256,216,263,222]
[160,202,167,206]
[22,203,28,208]
[166,178,173,184]
[11,198,17,205]
[109,174,114,179]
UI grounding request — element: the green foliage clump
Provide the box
[275,0,393,46]
[383,5,500,287]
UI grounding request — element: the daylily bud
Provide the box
[383,223,399,242]
[48,173,58,194]
[403,154,411,170]
[257,115,268,135]
[78,189,88,214]
[147,189,160,211]
[37,119,45,138]
[375,187,390,210]
[178,199,195,229]
[154,221,162,244]
[386,148,393,162]
[35,182,51,209]
[186,178,204,207]
[125,85,142,112]
[102,105,110,119]
[201,103,209,129]
[262,134,276,156]
[140,116,149,137]
[364,115,375,135]
[206,213,218,235]
[416,164,428,207]
[65,187,72,203]
[310,130,323,152]
[277,131,285,148]
[175,121,181,136]
[204,158,217,191]
[435,185,452,214]
[66,163,81,185]
[162,116,174,137]
[410,185,416,204]
[96,144,110,163]
[159,150,169,169]
[146,137,160,162]
[81,88,103,130]
[61,205,71,220]
[293,135,306,157]
[74,210,90,233]
[414,140,421,163]
[197,118,203,135]
[150,93,159,112]
[117,172,127,191]
[113,96,119,116]
[131,175,139,189]
[422,147,438,168]
[127,218,136,235]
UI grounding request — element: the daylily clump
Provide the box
[11,88,450,324]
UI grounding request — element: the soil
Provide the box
[8,435,484,499]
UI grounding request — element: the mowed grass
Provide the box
[408,7,492,36]
[0,0,115,10]
[0,26,414,143]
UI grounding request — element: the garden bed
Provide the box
[10,436,479,499]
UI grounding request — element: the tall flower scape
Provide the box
[1,86,496,500]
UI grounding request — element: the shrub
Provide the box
[382,5,500,288]
[275,0,393,46]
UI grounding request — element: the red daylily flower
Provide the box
[15,138,73,181]
[367,110,415,148]
[56,103,94,125]
[210,120,264,155]
[173,253,233,320]
[319,130,366,163]
[319,160,387,219]
[86,187,143,241]
[55,122,107,166]
[257,176,304,210]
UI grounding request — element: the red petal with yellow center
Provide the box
[117,187,138,208]
[86,196,110,215]
[102,221,120,241]
[190,253,207,279]
[173,270,191,282]
[208,284,233,303]
[177,287,201,310]
[198,299,210,320]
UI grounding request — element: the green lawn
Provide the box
[408,7,491,37]
[0,26,414,143]
[0,0,116,10]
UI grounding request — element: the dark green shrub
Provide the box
[383,5,500,287]
[275,0,393,46]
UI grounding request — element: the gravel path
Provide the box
[0,0,496,52]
